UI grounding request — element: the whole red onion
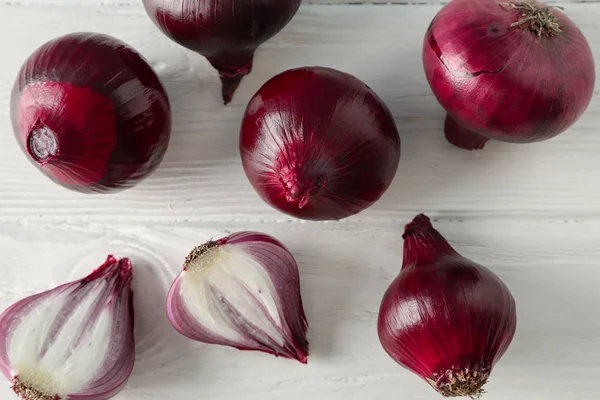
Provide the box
[423,0,595,150]
[240,67,401,221]
[378,214,517,397]
[11,33,171,193]
[142,0,302,104]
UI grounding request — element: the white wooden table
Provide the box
[1,1,599,399]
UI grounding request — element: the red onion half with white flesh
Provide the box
[11,32,171,193]
[423,0,595,150]
[142,0,302,104]
[378,215,517,397]
[166,232,309,363]
[0,256,134,400]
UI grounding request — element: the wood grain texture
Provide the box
[0,3,599,399]
[0,218,598,400]
[1,4,599,223]
[4,0,598,5]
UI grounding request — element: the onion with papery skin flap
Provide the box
[11,32,171,193]
[423,0,595,150]
[378,214,517,398]
[166,231,309,363]
[240,66,401,221]
[142,0,302,104]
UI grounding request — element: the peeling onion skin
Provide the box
[423,0,595,150]
[166,231,309,363]
[0,256,135,400]
[142,0,302,104]
[378,215,517,398]
[11,32,172,193]
[240,67,401,221]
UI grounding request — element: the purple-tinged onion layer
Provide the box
[423,0,595,150]
[11,32,171,193]
[142,0,302,104]
[166,232,309,363]
[0,256,134,400]
[240,66,401,221]
[378,215,517,397]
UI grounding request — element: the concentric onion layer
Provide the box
[167,232,309,363]
[0,256,135,400]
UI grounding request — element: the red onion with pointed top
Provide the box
[166,231,309,363]
[142,0,302,104]
[240,66,401,221]
[11,32,171,193]
[378,214,517,397]
[423,0,595,150]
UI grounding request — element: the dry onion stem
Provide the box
[184,240,218,268]
[506,1,564,36]
[12,379,59,400]
[428,367,490,399]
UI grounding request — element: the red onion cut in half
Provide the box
[378,215,517,397]
[0,256,134,400]
[166,232,309,363]
[142,0,302,104]
[240,67,401,221]
[11,32,171,193]
[423,0,595,150]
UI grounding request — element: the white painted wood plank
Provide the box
[0,3,598,400]
[5,0,596,5]
[1,5,600,222]
[0,218,597,399]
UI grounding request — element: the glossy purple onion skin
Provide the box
[167,232,309,363]
[0,256,135,400]
[142,0,302,104]
[423,0,595,150]
[378,215,516,396]
[10,32,171,193]
[240,67,401,221]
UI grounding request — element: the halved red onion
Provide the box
[166,232,309,363]
[0,256,134,400]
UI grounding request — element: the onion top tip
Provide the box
[403,213,433,238]
[296,353,308,365]
[217,65,252,105]
[220,74,243,105]
[444,115,490,151]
